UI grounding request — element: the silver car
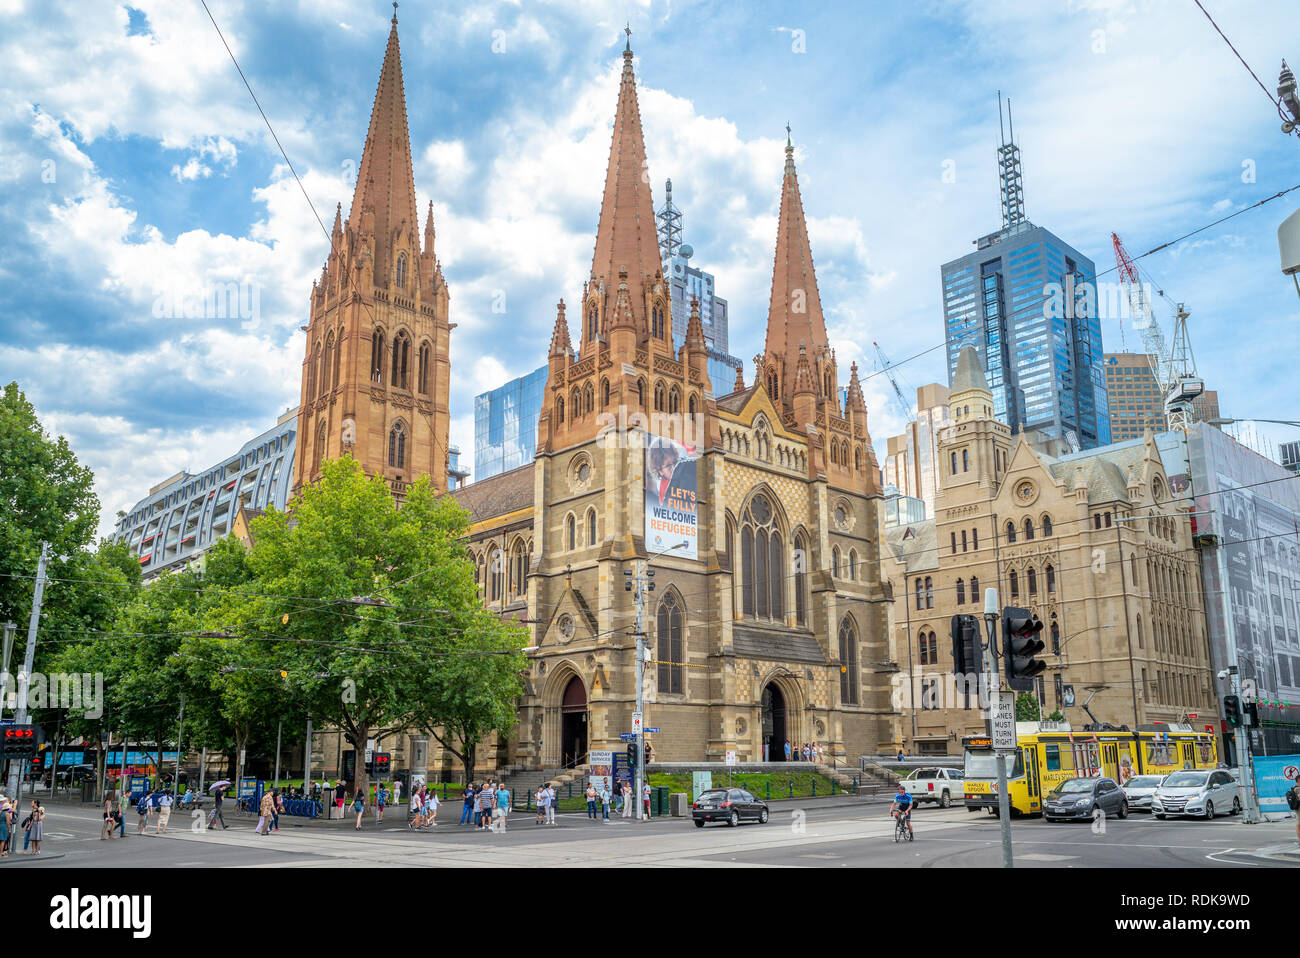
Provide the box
[1152,769,1241,819]
[1121,774,1166,812]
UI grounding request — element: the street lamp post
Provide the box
[628,541,687,821]
[982,587,1013,869]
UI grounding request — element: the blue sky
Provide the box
[1,0,1297,537]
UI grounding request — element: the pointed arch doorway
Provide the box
[761,683,788,762]
[560,675,588,769]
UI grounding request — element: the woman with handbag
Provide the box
[0,798,11,856]
[351,788,366,830]
[101,792,116,840]
[25,800,45,855]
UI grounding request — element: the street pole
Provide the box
[983,587,1013,868]
[175,694,185,793]
[304,718,312,795]
[199,746,207,797]
[0,620,15,788]
[7,541,49,796]
[273,719,282,788]
[1215,535,1262,823]
[634,559,645,821]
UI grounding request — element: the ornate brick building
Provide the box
[293,11,452,497]
[884,348,1215,754]
[449,38,897,774]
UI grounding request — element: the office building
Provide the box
[882,383,949,519]
[473,363,548,482]
[1105,353,1220,442]
[113,408,298,579]
[941,100,1109,450]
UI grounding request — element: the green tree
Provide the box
[1015,692,1041,722]
[0,381,99,623]
[210,457,524,799]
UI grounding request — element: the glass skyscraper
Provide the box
[473,363,548,481]
[941,225,1110,449]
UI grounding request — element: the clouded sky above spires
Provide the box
[1,0,1297,535]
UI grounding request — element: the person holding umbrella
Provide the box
[207,781,231,830]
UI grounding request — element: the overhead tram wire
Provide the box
[1192,0,1286,117]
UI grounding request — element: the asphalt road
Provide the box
[4,798,1297,868]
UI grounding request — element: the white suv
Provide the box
[1152,769,1241,819]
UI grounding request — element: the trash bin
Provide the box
[653,786,670,817]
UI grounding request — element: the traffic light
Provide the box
[1244,700,1259,727]
[626,743,637,771]
[0,724,42,758]
[1223,695,1242,727]
[949,615,982,676]
[1002,607,1045,691]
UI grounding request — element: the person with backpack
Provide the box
[375,783,388,824]
[155,789,173,834]
[136,790,152,834]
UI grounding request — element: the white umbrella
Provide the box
[208,780,233,792]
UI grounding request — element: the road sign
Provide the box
[631,711,643,734]
[619,733,637,741]
[991,691,1016,750]
[643,728,660,734]
[725,750,737,766]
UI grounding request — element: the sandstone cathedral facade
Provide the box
[299,14,899,777]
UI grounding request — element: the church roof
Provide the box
[884,520,938,573]
[1040,437,1154,506]
[951,345,989,394]
[450,463,535,523]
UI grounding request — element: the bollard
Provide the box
[832,778,836,796]
[788,778,793,798]
[766,781,770,801]
[812,780,817,798]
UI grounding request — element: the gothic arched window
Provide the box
[601,378,610,408]
[1006,521,1017,544]
[956,578,966,605]
[1009,568,1019,598]
[924,576,934,609]
[839,616,860,705]
[1041,515,1053,537]
[656,591,684,694]
[321,333,334,397]
[391,331,410,389]
[741,492,783,621]
[332,327,342,386]
[970,574,980,602]
[586,508,597,546]
[1027,567,1037,595]
[418,342,431,394]
[1024,517,1034,540]
[567,514,576,551]
[794,532,808,626]
[588,306,598,340]
[308,342,320,399]
[314,420,327,476]
[371,328,385,383]
[557,396,565,423]
[395,252,407,290]
[1046,564,1056,593]
[387,421,406,470]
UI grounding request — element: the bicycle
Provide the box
[893,811,914,843]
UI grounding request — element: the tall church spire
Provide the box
[763,134,828,412]
[347,9,420,289]
[587,33,659,346]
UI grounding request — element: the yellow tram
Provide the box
[962,723,1218,815]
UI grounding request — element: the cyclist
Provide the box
[889,783,914,839]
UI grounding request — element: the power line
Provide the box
[1192,0,1283,113]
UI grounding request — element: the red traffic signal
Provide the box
[1003,607,1046,689]
[0,724,42,756]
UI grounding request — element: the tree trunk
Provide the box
[461,735,476,787]
[348,725,370,804]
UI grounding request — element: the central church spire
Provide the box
[585,36,661,349]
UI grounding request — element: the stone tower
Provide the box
[293,8,451,497]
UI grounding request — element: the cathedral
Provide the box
[298,13,899,777]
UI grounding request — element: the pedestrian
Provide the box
[351,788,366,830]
[0,799,10,857]
[802,743,810,762]
[136,790,151,834]
[271,788,283,832]
[495,784,511,831]
[641,781,652,819]
[155,789,173,834]
[1290,775,1300,847]
[897,748,905,763]
[334,780,347,818]
[392,778,402,807]
[375,783,388,824]
[423,788,439,828]
[644,741,653,768]
[25,800,44,855]
[585,782,598,819]
[599,783,611,822]
[114,793,126,837]
[784,741,792,762]
[208,786,228,830]
[545,783,557,825]
[101,792,116,840]
[256,789,276,835]
[621,781,633,818]
[460,784,474,825]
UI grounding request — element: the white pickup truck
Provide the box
[900,766,964,807]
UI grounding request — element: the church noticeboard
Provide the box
[645,433,698,559]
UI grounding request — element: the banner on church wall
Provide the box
[644,433,699,560]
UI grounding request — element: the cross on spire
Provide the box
[624,21,632,51]
[392,1,398,25]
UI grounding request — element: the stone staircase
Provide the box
[813,760,899,796]
[494,765,589,806]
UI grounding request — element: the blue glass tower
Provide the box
[473,363,548,481]
[939,97,1109,449]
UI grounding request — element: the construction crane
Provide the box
[1111,232,1204,433]
[873,341,915,419]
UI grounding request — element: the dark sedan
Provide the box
[1043,776,1128,822]
[692,788,769,827]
